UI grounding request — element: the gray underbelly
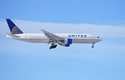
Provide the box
[17,38,49,43]
[72,39,97,43]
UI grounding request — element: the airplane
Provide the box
[6,18,102,49]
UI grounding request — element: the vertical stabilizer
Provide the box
[6,18,23,34]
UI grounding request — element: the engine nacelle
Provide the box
[65,38,73,47]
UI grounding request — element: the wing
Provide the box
[41,29,64,41]
[41,29,65,47]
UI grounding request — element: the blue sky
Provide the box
[0,0,125,80]
[1,0,125,24]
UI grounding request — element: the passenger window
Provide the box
[72,35,75,37]
[84,35,87,38]
[81,35,83,38]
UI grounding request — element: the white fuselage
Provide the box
[5,18,102,49]
[7,33,102,44]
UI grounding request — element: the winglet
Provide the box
[6,18,23,34]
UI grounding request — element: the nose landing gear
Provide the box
[91,43,95,48]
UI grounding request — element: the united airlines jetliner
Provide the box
[6,19,102,49]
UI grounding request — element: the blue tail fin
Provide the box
[6,18,23,34]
